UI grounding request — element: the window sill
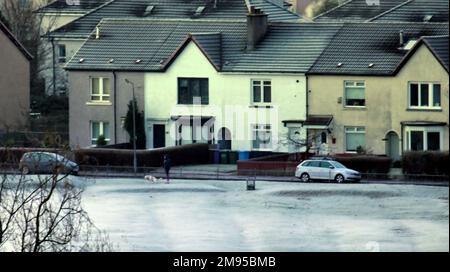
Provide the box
[406,108,442,112]
[343,106,366,110]
[249,105,273,109]
[86,101,112,106]
[251,148,273,152]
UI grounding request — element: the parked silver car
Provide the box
[295,159,361,183]
[19,152,79,175]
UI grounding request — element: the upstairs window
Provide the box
[252,80,271,104]
[178,78,209,105]
[90,77,110,102]
[344,81,365,107]
[408,82,441,109]
[58,44,67,63]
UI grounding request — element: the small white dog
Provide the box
[144,175,159,183]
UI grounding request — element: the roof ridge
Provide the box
[99,17,247,23]
[312,0,353,20]
[0,20,33,60]
[259,0,301,18]
[366,0,414,22]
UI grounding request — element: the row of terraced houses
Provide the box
[32,0,449,161]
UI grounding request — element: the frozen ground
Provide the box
[74,177,449,252]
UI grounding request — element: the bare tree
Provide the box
[0,150,113,252]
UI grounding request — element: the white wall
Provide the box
[145,41,307,152]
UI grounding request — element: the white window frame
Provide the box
[345,126,366,153]
[404,126,444,151]
[344,80,366,108]
[91,121,110,146]
[90,77,111,102]
[252,124,272,151]
[408,82,442,110]
[251,79,272,105]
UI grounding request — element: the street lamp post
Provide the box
[125,79,137,174]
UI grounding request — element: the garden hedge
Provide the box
[402,151,449,175]
[334,155,392,173]
[74,143,211,167]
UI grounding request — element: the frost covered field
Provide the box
[77,178,449,252]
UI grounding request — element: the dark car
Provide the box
[19,152,79,175]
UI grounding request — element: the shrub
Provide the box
[334,155,391,173]
[402,151,449,175]
[73,143,211,167]
[96,135,107,146]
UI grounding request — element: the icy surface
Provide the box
[75,177,449,252]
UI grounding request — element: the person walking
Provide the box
[163,154,172,183]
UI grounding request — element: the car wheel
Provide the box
[300,173,310,183]
[335,174,345,183]
[21,166,30,175]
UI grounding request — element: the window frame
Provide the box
[177,77,209,105]
[58,44,67,64]
[252,124,272,151]
[408,82,441,110]
[404,126,443,151]
[90,121,111,146]
[90,77,111,102]
[344,126,366,153]
[251,79,272,105]
[344,80,366,108]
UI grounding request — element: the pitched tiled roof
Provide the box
[422,36,449,71]
[49,0,301,39]
[369,0,449,22]
[308,22,448,75]
[0,20,33,60]
[65,18,341,73]
[36,0,109,14]
[314,0,407,22]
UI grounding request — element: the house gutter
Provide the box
[113,70,117,144]
[51,37,56,95]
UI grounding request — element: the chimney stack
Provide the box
[247,6,268,51]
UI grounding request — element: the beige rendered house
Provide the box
[307,23,449,160]
[0,20,32,131]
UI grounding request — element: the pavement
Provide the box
[78,164,449,187]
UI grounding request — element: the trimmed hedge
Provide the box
[74,143,211,167]
[334,155,392,174]
[402,151,449,175]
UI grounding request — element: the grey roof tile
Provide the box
[423,35,449,71]
[314,0,407,22]
[65,19,341,73]
[49,0,301,39]
[36,0,109,14]
[308,22,449,75]
[369,0,449,22]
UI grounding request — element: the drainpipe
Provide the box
[51,38,56,95]
[113,71,117,144]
